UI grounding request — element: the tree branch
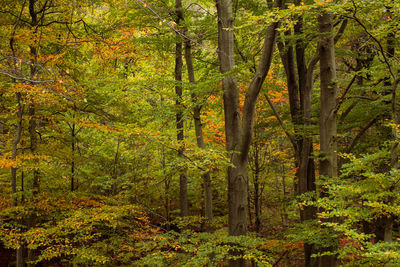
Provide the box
[240,0,284,161]
[264,93,296,148]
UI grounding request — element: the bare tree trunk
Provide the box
[27,2,40,265]
[386,16,396,243]
[216,0,244,260]
[11,93,23,205]
[161,146,171,231]
[12,92,24,267]
[183,23,213,224]
[29,104,39,194]
[9,3,25,265]
[278,13,318,266]
[29,0,40,195]
[71,108,76,192]
[112,138,120,195]
[253,143,261,233]
[175,0,188,217]
[318,10,339,267]
[247,177,252,229]
[216,0,245,240]
[387,77,399,243]
[216,0,283,265]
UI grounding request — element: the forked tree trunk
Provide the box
[216,0,283,266]
[216,0,245,240]
[278,12,318,266]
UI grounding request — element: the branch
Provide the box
[304,18,347,69]
[264,93,296,148]
[345,4,395,79]
[240,0,284,160]
[334,18,348,44]
[0,70,54,84]
[345,96,378,101]
[346,115,380,153]
[334,74,357,113]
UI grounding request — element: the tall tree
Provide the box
[182,20,213,224]
[318,9,338,267]
[174,0,188,217]
[216,0,283,265]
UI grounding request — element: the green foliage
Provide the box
[0,194,155,265]
[136,228,296,266]
[296,147,400,265]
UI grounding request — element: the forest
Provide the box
[0,0,399,266]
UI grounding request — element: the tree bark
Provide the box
[29,0,40,195]
[386,16,396,242]
[11,93,23,206]
[216,0,283,265]
[27,2,40,265]
[12,92,24,267]
[318,10,339,267]
[161,145,171,231]
[319,11,338,180]
[175,0,188,217]
[182,18,213,224]
[278,12,318,266]
[71,108,76,192]
[253,142,261,233]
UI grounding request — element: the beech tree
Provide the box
[1,0,400,266]
[216,0,283,262]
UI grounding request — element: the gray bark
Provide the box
[279,12,318,266]
[216,0,283,265]
[71,108,76,192]
[175,0,189,217]
[29,0,40,196]
[318,10,339,267]
[387,17,397,242]
[182,16,213,224]
[11,92,23,205]
[318,11,338,180]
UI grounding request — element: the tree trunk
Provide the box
[11,93,24,267]
[318,10,339,267]
[318,12,338,180]
[11,92,23,206]
[27,2,40,265]
[112,138,120,195]
[175,0,188,217]
[10,4,25,265]
[28,104,39,194]
[183,22,213,224]
[29,0,40,195]
[253,143,261,233]
[216,0,283,265]
[387,77,399,243]
[161,146,171,231]
[71,109,76,192]
[279,13,318,266]
[216,0,244,239]
[386,16,396,243]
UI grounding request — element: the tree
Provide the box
[317,8,339,267]
[174,0,189,217]
[216,0,283,265]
